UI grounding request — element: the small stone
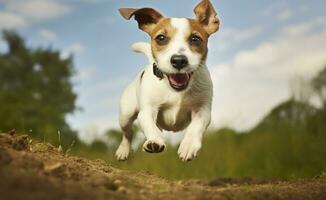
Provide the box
[44,162,64,174]
[113,179,122,185]
[104,181,118,191]
[13,135,29,150]
[118,186,127,194]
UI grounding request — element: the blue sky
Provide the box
[0,0,325,142]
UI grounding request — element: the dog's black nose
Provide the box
[170,55,188,70]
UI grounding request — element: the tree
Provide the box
[312,65,326,108]
[260,99,317,126]
[0,31,77,145]
[257,65,326,134]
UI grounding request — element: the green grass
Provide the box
[72,122,326,180]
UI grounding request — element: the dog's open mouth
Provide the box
[167,73,191,91]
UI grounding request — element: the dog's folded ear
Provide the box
[194,0,220,35]
[119,8,163,34]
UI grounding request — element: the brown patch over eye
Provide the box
[187,19,209,59]
[150,18,176,59]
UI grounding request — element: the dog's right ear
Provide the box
[119,8,163,34]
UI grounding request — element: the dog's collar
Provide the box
[153,62,164,80]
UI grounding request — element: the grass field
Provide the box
[71,118,326,180]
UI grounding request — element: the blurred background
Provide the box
[0,0,325,180]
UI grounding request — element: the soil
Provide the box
[0,132,325,200]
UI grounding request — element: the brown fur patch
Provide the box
[150,18,176,59]
[194,0,220,35]
[119,8,163,34]
[149,18,209,62]
[188,19,209,60]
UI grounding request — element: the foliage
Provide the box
[312,66,326,107]
[0,31,77,146]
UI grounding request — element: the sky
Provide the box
[0,0,325,142]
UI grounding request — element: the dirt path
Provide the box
[0,132,325,200]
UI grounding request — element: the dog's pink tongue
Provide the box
[169,73,189,86]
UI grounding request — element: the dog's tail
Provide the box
[131,42,153,63]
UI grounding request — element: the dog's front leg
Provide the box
[178,106,211,161]
[138,107,166,153]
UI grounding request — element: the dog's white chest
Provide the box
[156,96,192,132]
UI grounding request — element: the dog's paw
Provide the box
[143,138,166,153]
[115,142,131,161]
[178,136,202,162]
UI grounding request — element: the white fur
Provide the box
[115,18,212,162]
[156,18,202,74]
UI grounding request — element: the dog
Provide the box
[115,0,220,162]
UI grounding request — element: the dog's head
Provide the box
[119,0,219,91]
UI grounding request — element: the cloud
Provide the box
[260,1,288,17]
[210,26,262,52]
[211,19,326,131]
[0,0,71,30]
[284,17,326,36]
[39,29,57,42]
[0,11,27,29]
[75,67,96,82]
[67,97,120,143]
[73,117,116,143]
[68,72,132,142]
[276,9,294,21]
[61,43,85,59]
[6,0,70,21]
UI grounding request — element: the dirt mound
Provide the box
[0,132,325,200]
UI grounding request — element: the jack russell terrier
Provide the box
[115,0,220,161]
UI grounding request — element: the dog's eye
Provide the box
[156,34,166,41]
[155,34,168,45]
[190,35,202,45]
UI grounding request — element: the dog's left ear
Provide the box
[194,0,220,35]
[119,8,163,34]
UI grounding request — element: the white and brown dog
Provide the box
[115,0,220,161]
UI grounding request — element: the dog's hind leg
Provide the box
[115,82,138,161]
